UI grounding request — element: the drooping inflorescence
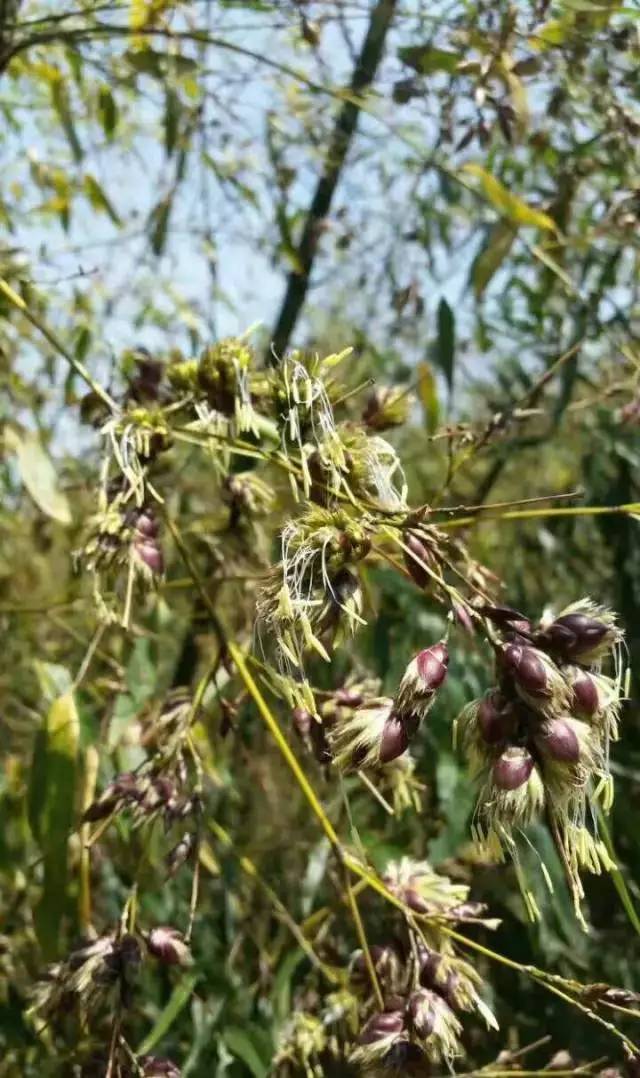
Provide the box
[455,599,624,922]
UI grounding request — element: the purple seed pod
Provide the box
[358,1010,405,1044]
[379,714,410,764]
[82,793,120,822]
[146,927,191,966]
[416,642,449,690]
[406,988,442,1039]
[394,642,449,720]
[569,668,601,717]
[418,948,443,988]
[477,691,515,745]
[492,746,535,790]
[309,719,332,764]
[403,531,434,588]
[501,643,550,697]
[334,687,364,707]
[118,933,142,971]
[135,510,159,538]
[292,706,313,738]
[139,1057,182,1078]
[538,605,621,661]
[452,602,476,635]
[535,718,580,764]
[135,538,164,575]
[480,604,531,634]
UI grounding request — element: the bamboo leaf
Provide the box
[50,78,83,162]
[83,174,122,226]
[416,361,440,433]
[30,692,80,957]
[5,428,72,525]
[471,220,518,298]
[136,974,199,1054]
[222,1025,273,1077]
[435,297,455,394]
[149,196,172,255]
[97,85,118,138]
[462,164,556,231]
[398,44,459,74]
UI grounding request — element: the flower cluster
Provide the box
[352,858,497,1069]
[273,857,496,1075]
[456,599,624,919]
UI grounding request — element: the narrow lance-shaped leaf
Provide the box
[5,428,72,525]
[435,297,455,395]
[30,692,80,958]
[471,220,518,298]
[462,163,557,231]
[416,360,440,433]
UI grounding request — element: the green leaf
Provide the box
[222,1025,273,1077]
[435,297,455,394]
[149,196,172,255]
[97,85,118,138]
[471,220,518,298]
[416,361,440,433]
[30,692,80,957]
[83,174,121,226]
[5,428,72,524]
[398,44,459,74]
[462,164,556,231]
[50,77,83,162]
[126,636,156,707]
[164,87,181,157]
[136,974,198,1055]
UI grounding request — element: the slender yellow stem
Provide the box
[438,502,640,530]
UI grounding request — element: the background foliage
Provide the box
[1,1,640,1075]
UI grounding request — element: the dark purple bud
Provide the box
[292,707,312,738]
[501,643,549,697]
[452,602,476,634]
[379,714,409,763]
[407,989,439,1038]
[146,927,190,965]
[493,746,535,790]
[416,641,449,691]
[139,1057,181,1078]
[478,692,515,745]
[403,532,434,588]
[569,669,600,717]
[118,933,142,970]
[82,794,120,822]
[309,719,332,764]
[418,948,443,988]
[480,604,531,634]
[135,539,164,575]
[542,613,609,659]
[536,718,580,764]
[334,688,364,707]
[135,510,159,538]
[359,1010,405,1044]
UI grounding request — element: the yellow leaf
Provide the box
[416,362,440,433]
[462,164,556,231]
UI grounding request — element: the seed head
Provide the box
[535,717,580,764]
[351,1010,407,1065]
[139,1057,182,1078]
[477,691,517,745]
[500,643,569,716]
[492,746,535,790]
[537,599,622,662]
[394,642,449,720]
[146,927,191,966]
[331,699,409,771]
[403,531,436,589]
[134,538,164,576]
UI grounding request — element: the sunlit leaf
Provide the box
[83,174,121,226]
[416,360,440,433]
[223,1025,273,1077]
[50,77,83,162]
[5,428,72,525]
[398,44,459,74]
[149,195,172,255]
[462,163,556,231]
[30,692,80,957]
[97,85,118,138]
[136,974,199,1054]
[471,220,518,297]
